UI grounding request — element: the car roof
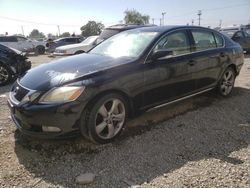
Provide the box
[133,25,219,33]
[106,24,157,31]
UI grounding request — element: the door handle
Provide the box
[188,60,196,66]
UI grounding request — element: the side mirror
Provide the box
[151,49,173,60]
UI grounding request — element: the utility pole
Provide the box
[57,25,61,36]
[152,18,155,25]
[197,10,202,26]
[219,19,222,28]
[21,25,24,36]
[191,19,194,26]
[162,12,166,26]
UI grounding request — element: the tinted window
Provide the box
[99,29,120,40]
[154,31,190,55]
[0,37,5,42]
[64,38,76,42]
[17,37,27,42]
[191,30,216,51]
[214,33,223,47]
[0,36,17,42]
[234,31,244,38]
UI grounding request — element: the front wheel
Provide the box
[80,93,128,144]
[35,46,45,55]
[217,67,236,96]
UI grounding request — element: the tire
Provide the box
[80,93,128,144]
[35,46,45,55]
[0,63,12,86]
[74,50,84,55]
[217,67,236,96]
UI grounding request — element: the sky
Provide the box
[0,0,249,36]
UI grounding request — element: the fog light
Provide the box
[42,126,61,132]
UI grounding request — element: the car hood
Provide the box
[19,53,134,91]
[56,43,90,50]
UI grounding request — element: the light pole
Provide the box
[162,12,166,26]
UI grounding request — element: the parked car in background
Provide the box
[53,35,99,55]
[8,26,244,143]
[221,30,250,53]
[46,37,83,53]
[0,44,31,85]
[95,24,156,44]
[0,36,46,54]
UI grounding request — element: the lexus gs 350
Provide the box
[8,26,244,143]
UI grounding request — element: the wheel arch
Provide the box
[227,63,238,75]
[84,89,135,118]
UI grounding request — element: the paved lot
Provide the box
[0,54,250,188]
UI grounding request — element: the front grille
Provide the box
[11,82,29,101]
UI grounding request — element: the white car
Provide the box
[53,36,99,55]
[0,36,46,54]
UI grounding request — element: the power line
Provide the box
[0,15,81,27]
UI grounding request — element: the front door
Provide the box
[142,30,197,108]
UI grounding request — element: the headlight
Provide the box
[39,86,85,103]
[21,92,41,103]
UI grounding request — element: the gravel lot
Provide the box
[0,54,250,188]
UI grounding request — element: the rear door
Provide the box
[16,36,34,51]
[142,29,197,107]
[189,29,225,90]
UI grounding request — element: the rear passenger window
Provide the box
[154,31,190,56]
[191,30,216,51]
[214,33,223,47]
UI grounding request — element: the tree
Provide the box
[60,32,71,37]
[29,29,45,39]
[124,9,150,25]
[80,21,104,37]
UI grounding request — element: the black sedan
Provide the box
[8,26,244,143]
[0,44,31,86]
[221,30,250,53]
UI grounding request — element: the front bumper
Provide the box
[8,95,85,139]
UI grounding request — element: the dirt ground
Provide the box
[0,54,250,188]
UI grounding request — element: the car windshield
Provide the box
[89,30,158,58]
[81,36,98,45]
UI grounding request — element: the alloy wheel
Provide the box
[95,98,126,139]
[220,69,235,96]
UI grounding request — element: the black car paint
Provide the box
[231,30,250,52]
[0,44,31,79]
[8,26,244,138]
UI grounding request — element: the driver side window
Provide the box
[17,37,27,42]
[154,31,190,56]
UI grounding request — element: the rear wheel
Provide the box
[35,46,45,55]
[217,67,236,96]
[80,93,128,144]
[0,63,12,86]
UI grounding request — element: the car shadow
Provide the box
[14,87,250,187]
